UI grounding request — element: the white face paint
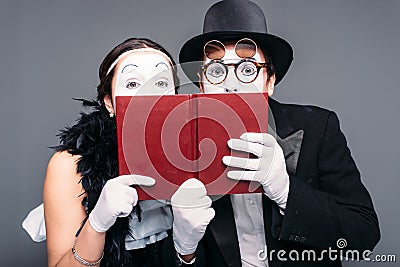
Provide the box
[202,43,267,94]
[112,50,175,106]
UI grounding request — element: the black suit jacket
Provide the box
[163,98,380,267]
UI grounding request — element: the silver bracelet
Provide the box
[72,239,104,266]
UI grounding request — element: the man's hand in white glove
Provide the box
[88,175,155,233]
[223,133,290,211]
[172,178,215,256]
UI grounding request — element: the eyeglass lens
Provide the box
[204,40,225,60]
[236,61,258,83]
[235,38,257,58]
[205,62,226,84]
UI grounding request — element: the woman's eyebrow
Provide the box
[155,62,170,69]
[121,64,138,73]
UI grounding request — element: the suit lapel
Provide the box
[264,98,305,267]
[269,98,304,176]
[209,195,242,267]
[262,196,285,267]
[268,98,294,139]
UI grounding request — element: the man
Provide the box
[164,1,380,266]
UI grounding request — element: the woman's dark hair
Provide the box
[97,38,179,106]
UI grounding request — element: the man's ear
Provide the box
[266,74,276,96]
[197,72,204,93]
[103,95,114,114]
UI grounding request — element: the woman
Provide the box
[42,38,178,266]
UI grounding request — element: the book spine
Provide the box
[190,94,199,178]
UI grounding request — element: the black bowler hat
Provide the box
[179,0,293,85]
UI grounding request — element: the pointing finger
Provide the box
[115,174,156,186]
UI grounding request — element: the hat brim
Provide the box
[179,31,293,86]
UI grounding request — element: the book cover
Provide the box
[116,93,268,200]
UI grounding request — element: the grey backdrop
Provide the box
[1,0,399,266]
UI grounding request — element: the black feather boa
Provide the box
[52,99,163,267]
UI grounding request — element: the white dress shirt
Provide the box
[231,193,269,266]
[125,200,172,249]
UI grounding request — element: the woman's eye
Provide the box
[126,81,140,89]
[155,80,168,88]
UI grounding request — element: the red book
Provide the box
[116,93,268,200]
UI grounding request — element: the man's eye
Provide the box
[155,80,168,88]
[240,64,257,76]
[208,66,225,77]
[126,81,140,89]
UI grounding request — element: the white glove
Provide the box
[171,178,215,255]
[88,175,155,233]
[223,133,290,211]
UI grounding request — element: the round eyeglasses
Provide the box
[201,59,269,84]
[204,38,258,60]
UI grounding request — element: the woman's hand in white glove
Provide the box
[223,133,290,211]
[88,175,155,233]
[171,178,215,256]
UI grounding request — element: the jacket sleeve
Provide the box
[275,111,380,251]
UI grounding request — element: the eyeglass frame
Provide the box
[200,59,269,85]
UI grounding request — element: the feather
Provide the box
[51,100,150,267]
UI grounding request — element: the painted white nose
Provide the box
[222,67,240,93]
